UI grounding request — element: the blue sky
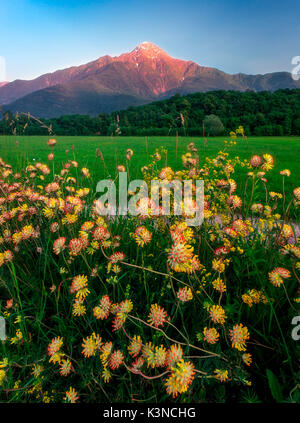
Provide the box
[1,0,299,81]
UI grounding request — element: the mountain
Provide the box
[0,82,8,88]
[1,42,300,118]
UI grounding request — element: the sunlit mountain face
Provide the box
[1,42,299,118]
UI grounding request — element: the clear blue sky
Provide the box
[1,0,299,81]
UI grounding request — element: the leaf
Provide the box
[266,369,283,402]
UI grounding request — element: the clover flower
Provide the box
[229,323,250,351]
[214,369,229,382]
[93,295,112,320]
[134,226,152,247]
[48,337,63,357]
[165,359,195,398]
[203,327,219,344]
[176,287,193,302]
[53,237,66,255]
[209,305,227,325]
[269,267,291,287]
[65,387,79,403]
[59,359,72,376]
[70,275,89,299]
[148,304,168,328]
[82,333,102,358]
[128,335,143,357]
[109,350,124,370]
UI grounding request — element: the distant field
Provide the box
[0,135,299,193]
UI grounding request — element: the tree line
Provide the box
[1,89,300,136]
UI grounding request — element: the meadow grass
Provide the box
[0,135,299,189]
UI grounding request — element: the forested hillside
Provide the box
[1,89,300,136]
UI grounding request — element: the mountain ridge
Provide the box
[1,42,300,118]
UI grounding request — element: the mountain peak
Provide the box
[131,42,168,58]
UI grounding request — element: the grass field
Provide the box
[0,135,299,190]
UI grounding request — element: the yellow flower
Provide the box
[0,369,6,386]
[214,369,229,382]
[209,305,227,324]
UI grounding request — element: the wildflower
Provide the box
[293,187,300,201]
[141,342,155,368]
[229,323,250,351]
[109,251,125,263]
[242,353,252,366]
[128,335,143,357]
[0,358,8,369]
[148,304,168,328]
[212,258,227,273]
[209,305,227,324]
[72,298,86,316]
[251,203,264,213]
[109,350,124,370]
[59,359,72,376]
[47,138,57,147]
[53,237,66,255]
[5,299,13,309]
[0,370,6,386]
[227,195,242,209]
[214,369,229,382]
[65,387,79,403]
[154,345,167,367]
[62,213,78,225]
[269,267,291,287]
[250,155,262,167]
[167,242,194,272]
[21,225,34,240]
[242,293,253,307]
[261,154,274,171]
[101,368,111,383]
[212,278,226,293]
[165,359,195,397]
[100,342,113,367]
[49,351,64,364]
[45,182,60,193]
[176,287,193,302]
[82,333,102,358]
[134,226,152,247]
[165,344,183,368]
[170,230,185,244]
[69,238,83,256]
[81,168,90,178]
[80,221,94,232]
[32,364,43,378]
[70,275,89,299]
[112,264,121,274]
[48,337,63,357]
[93,295,112,320]
[126,148,133,160]
[281,224,294,239]
[130,357,145,372]
[203,327,219,344]
[92,226,110,242]
[280,169,291,177]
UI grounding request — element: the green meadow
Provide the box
[0,135,299,194]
